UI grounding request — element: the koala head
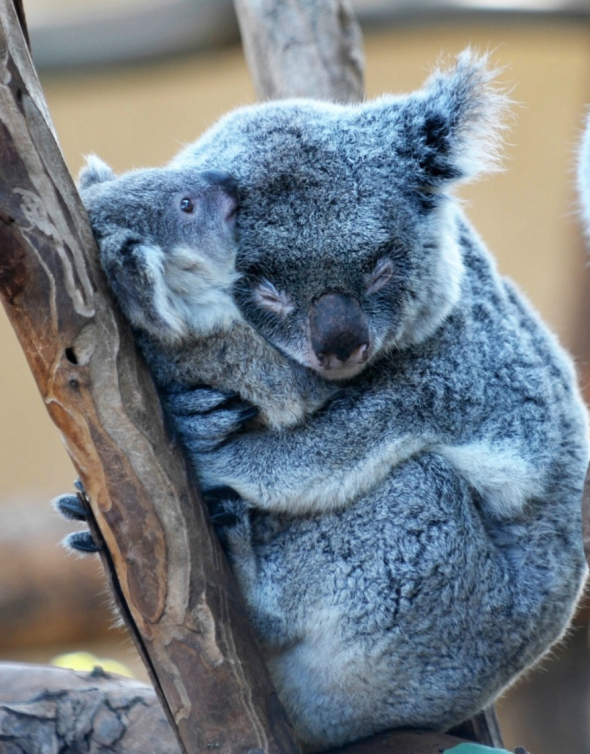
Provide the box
[174,51,508,380]
[78,157,240,343]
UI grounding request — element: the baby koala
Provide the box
[78,156,330,437]
[56,158,332,552]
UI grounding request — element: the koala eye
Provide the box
[366,258,394,295]
[253,279,295,317]
[180,197,195,213]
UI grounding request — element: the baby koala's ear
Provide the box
[78,154,115,190]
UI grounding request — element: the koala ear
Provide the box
[369,50,510,191]
[78,154,116,191]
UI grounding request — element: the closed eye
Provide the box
[253,279,295,316]
[366,258,394,295]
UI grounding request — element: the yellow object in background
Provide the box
[51,651,134,678]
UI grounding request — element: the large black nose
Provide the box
[201,169,239,202]
[201,169,239,222]
[309,293,369,368]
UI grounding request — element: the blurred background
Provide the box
[1,1,590,752]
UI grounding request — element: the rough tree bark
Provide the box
[233,0,364,103]
[0,663,181,754]
[0,0,299,752]
[0,664,491,754]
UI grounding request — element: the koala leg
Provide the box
[203,487,278,619]
[231,452,586,751]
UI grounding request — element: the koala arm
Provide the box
[167,382,428,515]
[167,340,554,519]
[183,321,333,431]
[96,229,330,431]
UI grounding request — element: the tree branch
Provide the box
[233,0,365,103]
[0,663,181,753]
[0,663,482,754]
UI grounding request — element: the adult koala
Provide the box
[58,52,588,751]
[159,51,588,749]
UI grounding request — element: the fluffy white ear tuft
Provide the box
[370,49,512,191]
[421,49,512,184]
[78,154,116,190]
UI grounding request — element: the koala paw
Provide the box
[65,530,102,554]
[204,485,247,524]
[165,387,240,414]
[164,386,259,453]
[53,480,100,554]
[53,492,88,522]
[202,486,251,553]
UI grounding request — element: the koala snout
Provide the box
[201,170,239,220]
[310,293,370,371]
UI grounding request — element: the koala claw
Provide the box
[65,530,101,554]
[239,406,260,423]
[73,478,86,495]
[202,486,249,540]
[54,479,98,554]
[165,387,241,416]
[204,486,245,527]
[53,493,89,522]
[167,388,259,454]
[209,508,241,527]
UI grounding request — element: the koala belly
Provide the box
[234,452,586,752]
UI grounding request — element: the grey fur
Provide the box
[78,159,331,431]
[164,51,587,749]
[80,51,588,752]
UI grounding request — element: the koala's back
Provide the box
[240,451,585,750]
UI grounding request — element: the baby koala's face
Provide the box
[78,157,241,342]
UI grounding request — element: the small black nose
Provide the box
[201,169,239,202]
[310,293,369,366]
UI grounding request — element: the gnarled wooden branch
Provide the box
[0,1,299,752]
[0,663,181,753]
[0,663,482,754]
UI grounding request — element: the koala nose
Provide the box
[201,169,239,221]
[201,170,239,201]
[310,293,370,368]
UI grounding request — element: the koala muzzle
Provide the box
[202,170,238,198]
[310,293,370,369]
[202,169,239,220]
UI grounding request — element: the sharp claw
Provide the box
[209,510,239,527]
[203,486,243,505]
[66,530,101,554]
[217,391,241,406]
[53,493,89,522]
[240,406,260,422]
